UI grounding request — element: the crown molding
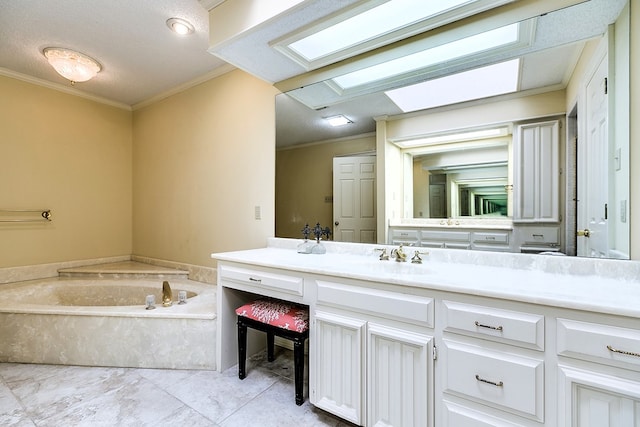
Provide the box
[0,68,132,110]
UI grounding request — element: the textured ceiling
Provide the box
[0,0,229,107]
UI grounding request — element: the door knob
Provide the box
[577,229,591,237]
[334,221,339,226]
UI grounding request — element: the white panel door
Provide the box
[333,156,376,243]
[578,53,609,257]
[368,323,433,427]
[314,310,365,425]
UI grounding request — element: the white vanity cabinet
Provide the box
[557,317,640,426]
[312,278,435,427]
[388,226,513,252]
[213,245,640,427]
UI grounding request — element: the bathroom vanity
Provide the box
[212,238,640,427]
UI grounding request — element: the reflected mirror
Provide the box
[275,0,630,259]
[411,138,510,219]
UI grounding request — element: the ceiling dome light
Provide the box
[166,17,195,35]
[43,47,101,83]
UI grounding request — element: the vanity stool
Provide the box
[236,298,309,405]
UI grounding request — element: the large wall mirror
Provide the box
[275,0,630,259]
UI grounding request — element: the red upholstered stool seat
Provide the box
[236,299,309,405]
[235,299,309,333]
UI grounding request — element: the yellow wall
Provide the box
[132,70,278,266]
[0,76,132,267]
[275,134,375,238]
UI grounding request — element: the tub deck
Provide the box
[58,261,189,279]
[0,261,217,370]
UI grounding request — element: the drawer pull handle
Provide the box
[475,321,503,331]
[475,375,503,387]
[249,277,262,283]
[607,345,640,358]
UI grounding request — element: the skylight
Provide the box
[273,0,516,69]
[332,23,520,90]
[288,0,470,62]
[385,59,521,112]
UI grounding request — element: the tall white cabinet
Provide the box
[513,120,560,222]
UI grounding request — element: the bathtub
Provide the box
[0,277,217,369]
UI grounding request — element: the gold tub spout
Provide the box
[162,280,173,307]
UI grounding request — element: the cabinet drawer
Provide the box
[442,340,544,421]
[421,242,444,248]
[316,280,434,327]
[443,301,544,350]
[390,228,419,241]
[444,242,470,250]
[219,265,303,296]
[520,227,559,244]
[473,232,509,244]
[557,318,640,369]
[422,230,470,242]
[443,401,527,427]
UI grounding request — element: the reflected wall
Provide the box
[276,134,375,238]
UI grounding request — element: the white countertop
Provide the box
[212,238,640,319]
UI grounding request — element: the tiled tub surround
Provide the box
[0,275,216,370]
[0,256,217,285]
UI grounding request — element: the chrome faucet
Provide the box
[390,244,407,262]
[411,250,429,264]
[375,248,390,260]
[162,280,173,307]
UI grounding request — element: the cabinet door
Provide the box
[513,120,560,222]
[559,365,640,426]
[314,310,365,425]
[368,323,433,427]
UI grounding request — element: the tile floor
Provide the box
[0,348,356,427]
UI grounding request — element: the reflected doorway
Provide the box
[333,155,377,243]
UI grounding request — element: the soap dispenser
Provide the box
[311,223,331,254]
[297,223,314,254]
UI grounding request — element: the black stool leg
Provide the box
[293,337,306,405]
[267,331,275,362]
[237,319,247,380]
